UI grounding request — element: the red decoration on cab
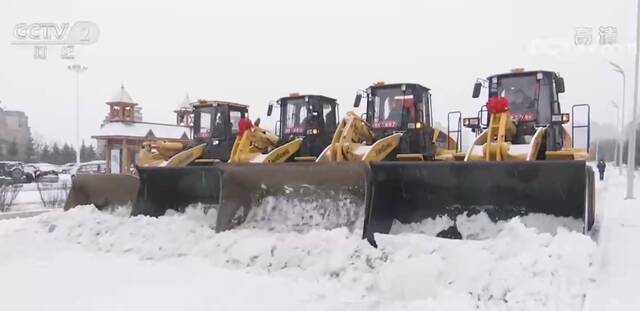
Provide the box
[486,96,509,114]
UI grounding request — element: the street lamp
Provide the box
[627,0,640,199]
[612,100,621,171]
[610,61,626,176]
[67,64,88,165]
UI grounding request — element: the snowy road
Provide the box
[0,168,638,311]
[586,171,640,310]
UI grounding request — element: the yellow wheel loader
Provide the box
[208,82,464,233]
[316,82,462,162]
[64,100,301,212]
[266,94,340,161]
[364,70,596,243]
[131,95,347,220]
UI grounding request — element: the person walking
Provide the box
[597,160,607,181]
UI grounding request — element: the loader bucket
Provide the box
[364,160,594,243]
[132,165,223,217]
[216,162,370,232]
[64,174,139,211]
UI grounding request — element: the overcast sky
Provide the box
[0,0,635,146]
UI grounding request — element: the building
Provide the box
[92,85,192,174]
[0,107,31,160]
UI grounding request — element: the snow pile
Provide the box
[0,205,596,310]
[390,212,584,240]
[239,194,364,232]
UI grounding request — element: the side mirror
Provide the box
[267,103,273,116]
[354,93,362,108]
[556,77,565,94]
[472,82,482,98]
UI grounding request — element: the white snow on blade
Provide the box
[239,195,364,232]
[390,212,584,240]
[389,216,455,236]
[0,205,596,310]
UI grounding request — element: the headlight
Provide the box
[551,113,570,124]
[463,117,480,128]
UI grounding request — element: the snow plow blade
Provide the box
[64,174,139,211]
[364,160,594,242]
[132,165,223,217]
[132,162,370,233]
[216,162,370,232]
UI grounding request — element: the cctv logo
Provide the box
[11,21,100,60]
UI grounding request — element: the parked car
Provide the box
[31,163,62,175]
[71,161,107,178]
[27,163,60,183]
[22,164,38,183]
[60,163,77,174]
[0,161,25,181]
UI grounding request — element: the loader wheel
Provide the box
[10,168,23,180]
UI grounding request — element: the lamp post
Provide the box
[67,64,88,165]
[626,0,640,200]
[611,61,626,176]
[612,101,621,168]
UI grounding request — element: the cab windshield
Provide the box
[371,88,416,129]
[492,74,552,124]
[195,107,225,139]
[283,99,309,135]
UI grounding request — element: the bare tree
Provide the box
[0,184,22,212]
[37,182,70,208]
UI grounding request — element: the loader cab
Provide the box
[468,70,588,153]
[192,100,249,161]
[361,83,436,158]
[486,70,562,126]
[269,94,338,157]
[469,71,565,126]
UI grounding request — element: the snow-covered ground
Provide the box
[0,168,638,310]
[585,170,640,310]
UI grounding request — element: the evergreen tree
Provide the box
[61,144,76,164]
[86,144,98,161]
[25,136,36,162]
[8,139,18,160]
[80,140,88,162]
[51,143,61,164]
[40,145,51,163]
